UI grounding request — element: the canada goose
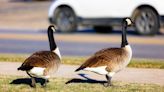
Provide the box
[75,18,132,87]
[18,25,61,87]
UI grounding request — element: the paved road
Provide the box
[0,29,164,59]
[0,62,164,85]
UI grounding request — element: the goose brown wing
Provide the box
[18,51,60,71]
[75,48,125,71]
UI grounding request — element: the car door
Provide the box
[76,0,133,18]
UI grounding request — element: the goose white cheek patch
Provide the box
[126,18,132,25]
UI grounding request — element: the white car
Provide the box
[48,0,164,35]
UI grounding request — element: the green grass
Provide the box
[63,57,164,69]
[0,75,163,92]
[0,54,164,69]
[128,59,164,69]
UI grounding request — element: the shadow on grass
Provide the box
[10,78,48,87]
[66,73,106,85]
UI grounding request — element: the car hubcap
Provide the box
[135,11,155,34]
[57,10,75,32]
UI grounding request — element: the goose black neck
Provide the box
[48,26,57,51]
[121,21,129,47]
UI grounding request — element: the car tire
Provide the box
[54,7,77,33]
[94,26,113,33]
[133,8,159,35]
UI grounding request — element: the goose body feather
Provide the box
[76,45,132,74]
[18,51,60,78]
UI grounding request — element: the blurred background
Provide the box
[0,0,164,60]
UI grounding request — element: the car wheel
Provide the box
[54,7,77,33]
[94,26,113,33]
[134,8,159,35]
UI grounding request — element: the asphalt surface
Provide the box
[0,29,164,59]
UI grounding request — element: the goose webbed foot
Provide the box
[103,82,113,87]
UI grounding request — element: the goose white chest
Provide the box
[123,45,132,67]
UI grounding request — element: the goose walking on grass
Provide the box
[75,18,132,87]
[18,25,61,87]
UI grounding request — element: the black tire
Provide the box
[94,26,113,33]
[134,8,159,35]
[53,7,77,33]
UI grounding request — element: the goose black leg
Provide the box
[103,74,113,87]
[31,77,36,88]
[26,71,36,88]
[42,79,48,87]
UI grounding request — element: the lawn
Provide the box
[0,54,164,69]
[0,75,163,92]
